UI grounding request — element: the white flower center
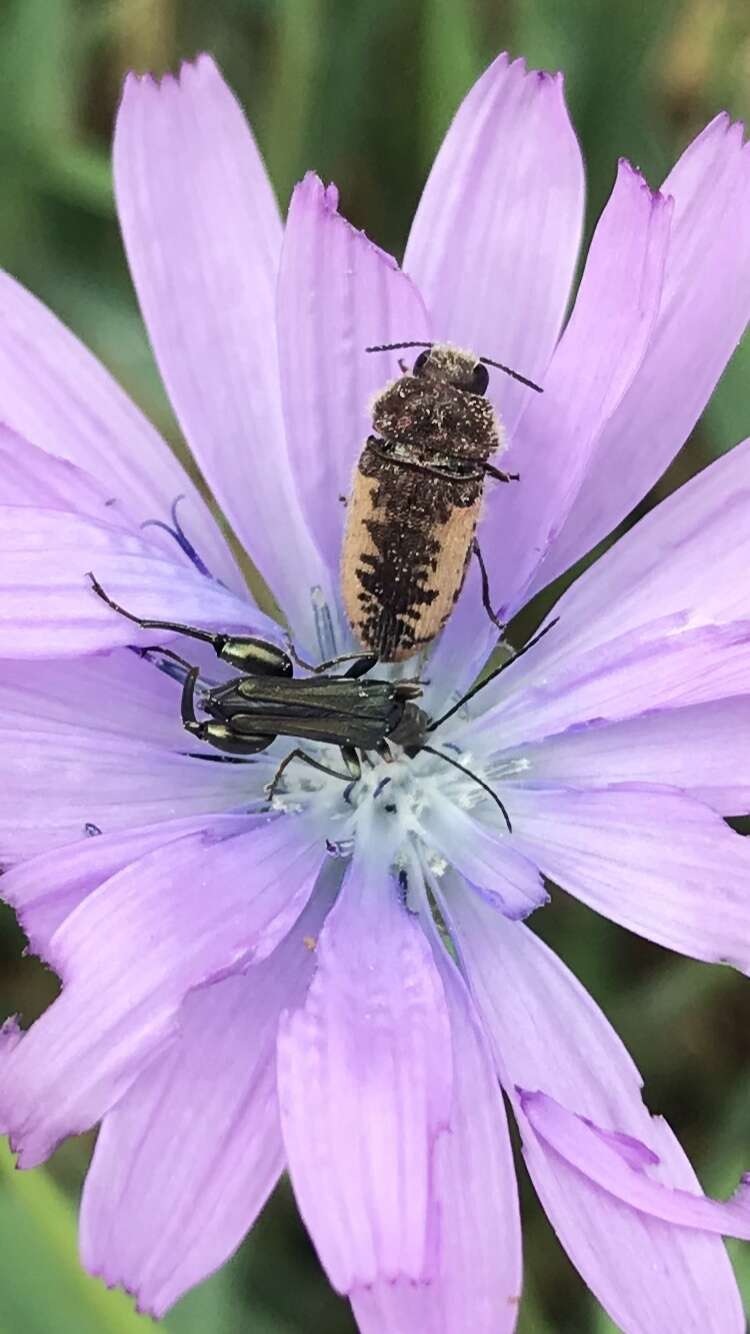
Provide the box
[269,736,528,884]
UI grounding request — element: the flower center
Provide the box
[268,735,514,872]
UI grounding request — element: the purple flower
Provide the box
[1,49,750,1333]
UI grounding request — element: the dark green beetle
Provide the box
[87,573,426,796]
[87,573,529,826]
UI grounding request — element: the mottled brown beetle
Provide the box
[341,340,542,662]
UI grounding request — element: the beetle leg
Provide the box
[378,448,517,486]
[139,644,196,674]
[88,572,291,675]
[180,666,202,731]
[343,654,379,680]
[285,640,379,677]
[483,462,519,483]
[89,571,236,656]
[266,747,358,800]
[180,665,271,756]
[472,539,505,635]
[340,744,363,777]
[365,442,482,484]
[371,739,393,763]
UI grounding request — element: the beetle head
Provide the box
[412,342,489,396]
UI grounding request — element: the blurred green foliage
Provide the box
[1,1,749,1331]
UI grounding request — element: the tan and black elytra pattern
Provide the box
[341,344,506,662]
[351,436,483,659]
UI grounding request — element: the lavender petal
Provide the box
[0,272,240,591]
[530,113,750,593]
[443,879,744,1334]
[404,53,584,440]
[0,653,266,862]
[506,784,750,968]
[465,619,750,749]
[113,55,327,645]
[464,435,750,744]
[0,818,325,1167]
[497,162,672,621]
[2,813,259,952]
[0,504,274,657]
[429,160,670,694]
[277,837,452,1292]
[277,172,430,593]
[352,932,521,1334]
[503,697,750,816]
[520,1089,750,1239]
[417,794,548,919]
[79,870,338,1317]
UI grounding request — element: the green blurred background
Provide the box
[0,0,749,1330]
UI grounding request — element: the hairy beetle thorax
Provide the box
[371,375,500,466]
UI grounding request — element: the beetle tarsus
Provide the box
[472,539,506,636]
[284,640,379,678]
[266,747,358,800]
[180,665,202,730]
[88,570,228,653]
[484,463,519,483]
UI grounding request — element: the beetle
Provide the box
[87,573,553,829]
[178,656,428,796]
[87,573,426,798]
[340,340,542,662]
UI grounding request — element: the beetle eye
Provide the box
[471,362,489,395]
[413,349,430,374]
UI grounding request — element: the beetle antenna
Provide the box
[420,744,512,833]
[365,342,543,392]
[479,356,543,393]
[428,618,560,732]
[365,341,433,353]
